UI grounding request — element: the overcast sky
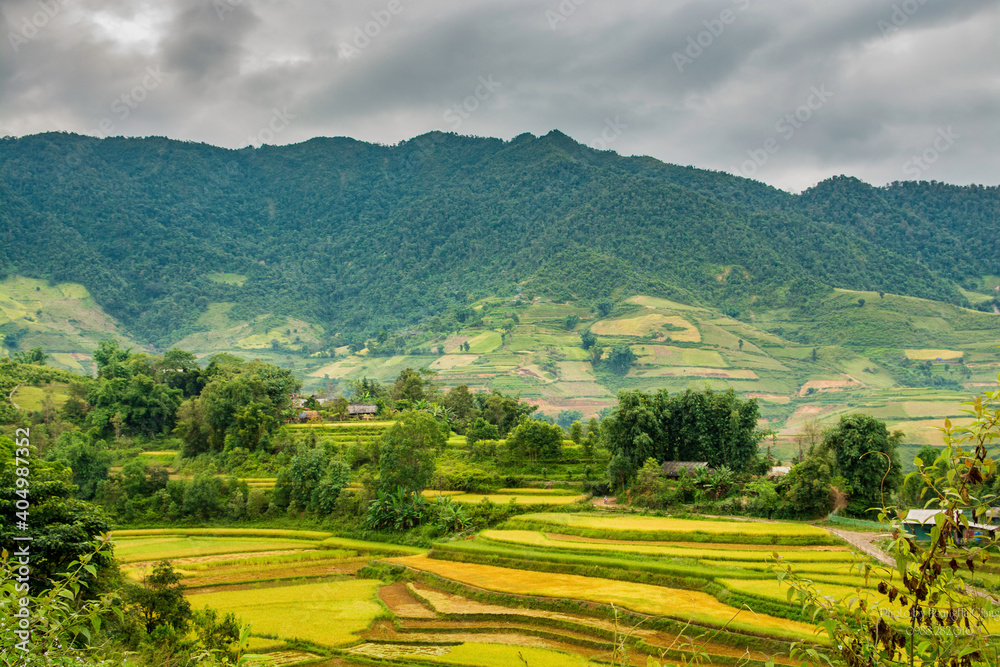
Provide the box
[2,0,998,192]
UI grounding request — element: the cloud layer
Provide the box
[2,0,998,191]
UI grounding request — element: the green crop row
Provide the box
[430,539,768,584]
[503,519,839,546]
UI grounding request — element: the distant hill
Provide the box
[3,131,997,351]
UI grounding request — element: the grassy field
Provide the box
[508,513,834,542]
[112,535,323,563]
[188,580,384,646]
[390,554,819,641]
[481,530,852,562]
[352,642,593,667]
[10,382,70,411]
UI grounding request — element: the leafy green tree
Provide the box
[125,560,192,634]
[443,384,476,422]
[232,401,278,449]
[564,314,580,330]
[392,367,431,403]
[246,488,267,518]
[603,390,664,482]
[378,411,444,493]
[782,454,835,518]
[181,474,221,520]
[505,419,563,464]
[465,417,500,447]
[1,435,113,588]
[177,358,299,455]
[13,347,47,364]
[604,387,763,483]
[607,345,636,375]
[87,369,183,438]
[473,390,536,436]
[54,433,110,500]
[283,445,328,509]
[313,459,351,514]
[568,420,584,444]
[580,330,597,350]
[155,348,205,397]
[820,414,903,517]
[556,409,583,429]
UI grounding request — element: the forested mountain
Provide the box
[1,130,997,348]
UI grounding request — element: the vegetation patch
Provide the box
[188,579,385,646]
[389,555,819,641]
[505,513,836,545]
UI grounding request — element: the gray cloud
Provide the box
[1,0,998,192]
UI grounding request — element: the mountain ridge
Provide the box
[1,130,997,352]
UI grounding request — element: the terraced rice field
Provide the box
[481,530,851,562]
[189,580,384,646]
[122,515,993,666]
[389,554,819,641]
[507,512,836,543]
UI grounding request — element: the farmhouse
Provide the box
[903,509,999,544]
[662,461,710,478]
[348,403,378,419]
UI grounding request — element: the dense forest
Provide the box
[1,131,997,348]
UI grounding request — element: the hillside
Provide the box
[2,131,998,454]
[3,131,998,349]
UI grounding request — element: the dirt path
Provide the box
[8,384,21,411]
[826,528,894,566]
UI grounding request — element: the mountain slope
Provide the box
[1,131,996,350]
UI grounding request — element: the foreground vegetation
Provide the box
[2,333,998,665]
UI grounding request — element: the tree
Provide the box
[465,417,500,447]
[378,411,444,493]
[820,414,903,517]
[232,401,278,449]
[1,435,114,589]
[55,433,110,500]
[474,390,536,436]
[177,357,300,455]
[775,383,1000,667]
[580,330,597,350]
[313,459,351,514]
[443,384,476,422]
[782,454,835,518]
[125,560,192,634]
[792,419,823,462]
[505,419,563,464]
[182,474,221,519]
[607,345,636,375]
[564,314,579,330]
[13,347,47,364]
[568,420,584,444]
[604,387,763,483]
[155,348,204,397]
[392,367,438,403]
